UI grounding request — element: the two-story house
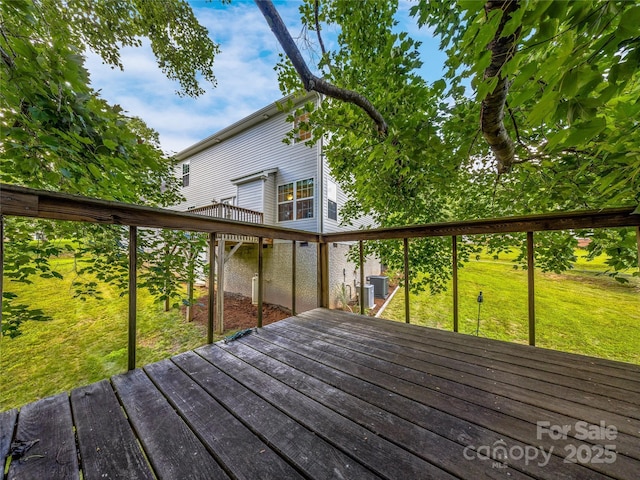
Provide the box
[174,93,380,318]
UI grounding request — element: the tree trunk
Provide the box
[481,0,521,174]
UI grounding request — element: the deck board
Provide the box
[70,380,154,480]
[3,308,639,479]
[0,409,17,480]
[112,368,229,480]
[172,350,381,479]
[8,393,79,480]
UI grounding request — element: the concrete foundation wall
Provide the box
[222,241,380,312]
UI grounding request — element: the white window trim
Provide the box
[277,177,315,222]
[293,111,312,143]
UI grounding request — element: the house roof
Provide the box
[176,92,317,160]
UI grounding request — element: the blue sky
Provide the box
[85,0,445,155]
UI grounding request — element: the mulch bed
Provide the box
[187,289,292,333]
[186,282,396,335]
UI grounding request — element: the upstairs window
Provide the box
[278,178,314,221]
[327,179,337,221]
[182,162,190,187]
[294,111,312,142]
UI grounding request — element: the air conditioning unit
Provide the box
[367,275,389,299]
[357,284,375,309]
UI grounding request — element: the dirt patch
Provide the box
[185,288,292,333]
[186,281,396,334]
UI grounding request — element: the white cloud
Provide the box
[85,1,304,154]
[84,0,446,154]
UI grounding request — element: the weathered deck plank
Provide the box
[303,311,640,402]
[144,359,305,480]
[70,380,154,480]
[196,343,458,480]
[284,312,640,434]
[112,368,229,480]
[0,409,17,480]
[3,308,639,480]
[172,350,382,480]
[260,317,640,479]
[219,337,537,480]
[7,393,79,480]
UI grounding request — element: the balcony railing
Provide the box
[187,202,263,243]
[1,183,639,371]
[188,202,263,224]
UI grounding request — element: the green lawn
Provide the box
[1,258,208,410]
[383,253,640,365]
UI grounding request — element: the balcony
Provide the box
[1,184,639,479]
[187,202,263,243]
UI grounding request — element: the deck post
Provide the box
[403,238,410,324]
[527,231,535,346]
[359,240,365,314]
[257,237,263,328]
[0,216,3,337]
[216,238,226,334]
[207,233,216,344]
[452,236,459,332]
[636,226,640,272]
[291,240,297,315]
[317,241,329,308]
[128,226,137,371]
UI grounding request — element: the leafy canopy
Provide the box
[276,0,639,291]
[0,0,219,336]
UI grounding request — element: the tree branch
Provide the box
[480,0,521,174]
[255,0,388,135]
[314,0,327,57]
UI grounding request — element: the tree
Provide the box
[267,0,639,290]
[0,0,220,336]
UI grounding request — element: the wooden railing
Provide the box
[188,202,263,224]
[188,202,264,243]
[1,183,639,370]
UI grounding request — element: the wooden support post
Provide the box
[318,241,329,308]
[128,226,137,371]
[257,237,264,328]
[0,216,3,337]
[636,226,640,272]
[527,231,535,346]
[452,236,459,332]
[403,238,410,324]
[207,232,216,344]
[291,240,297,315]
[359,240,365,315]
[216,238,225,334]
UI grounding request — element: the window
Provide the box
[182,162,190,187]
[294,112,311,142]
[327,179,337,221]
[278,178,314,221]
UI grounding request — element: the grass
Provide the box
[1,257,208,410]
[383,250,640,365]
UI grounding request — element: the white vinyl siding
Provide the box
[237,179,263,213]
[174,105,318,228]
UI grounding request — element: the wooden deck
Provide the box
[2,309,639,479]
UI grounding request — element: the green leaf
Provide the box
[564,117,607,147]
